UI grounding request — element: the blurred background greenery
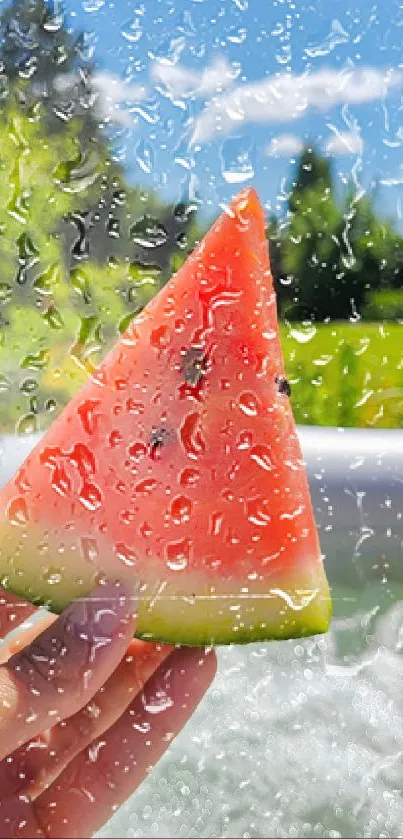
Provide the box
[0,0,401,433]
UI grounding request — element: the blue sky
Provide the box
[64,0,402,225]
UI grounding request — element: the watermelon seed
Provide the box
[149,427,171,459]
[275,375,291,397]
[182,347,208,386]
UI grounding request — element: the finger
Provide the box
[0,580,137,761]
[0,612,56,665]
[34,646,217,839]
[1,640,172,800]
[0,588,38,643]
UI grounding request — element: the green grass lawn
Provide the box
[281,321,403,428]
[0,321,402,433]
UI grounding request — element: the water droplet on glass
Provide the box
[81,537,99,564]
[135,139,154,174]
[130,216,168,248]
[16,413,37,435]
[83,0,105,12]
[289,322,316,344]
[121,16,143,42]
[220,136,255,184]
[142,688,174,715]
[165,538,191,571]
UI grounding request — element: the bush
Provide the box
[362,289,403,321]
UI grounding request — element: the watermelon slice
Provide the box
[0,188,331,645]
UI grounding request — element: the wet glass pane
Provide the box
[0,0,401,837]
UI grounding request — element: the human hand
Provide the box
[0,582,217,838]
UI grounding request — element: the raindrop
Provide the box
[220,136,255,184]
[130,216,168,248]
[289,322,317,344]
[165,538,191,571]
[83,0,105,11]
[0,374,11,392]
[135,139,154,174]
[0,283,12,303]
[121,16,143,42]
[16,413,37,435]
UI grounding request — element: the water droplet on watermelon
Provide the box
[128,442,147,461]
[170,495,192,524]
[115,543,136,567]
[209,512,224,536]
[238,392,260,417]
[42,567,62,585]
[109,430,123,448]
[179,467,200,487]
[250,445,273,471]
[81,536,98,563]
[78,399,100,435]
[165,538,191,571]
[136,479,158,495]
[6,497,28,526]
[180,412,205,459]
[51,465,72,497]
[142,687,174,715]
[236,431,252,450]
[246,497,271,527]
[69,443,95,476]
[150,324,169,350]
[79,481,103,511]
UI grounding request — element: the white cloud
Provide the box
[191,66,402,146]
[325,130,363,155]
[266,134,304,157]
[151,55,237,100]
[92,72,148,126]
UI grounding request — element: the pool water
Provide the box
[97,583,403,839]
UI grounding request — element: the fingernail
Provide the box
[68,580,138,642]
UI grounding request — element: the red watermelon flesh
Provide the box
[0,188,331,644]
